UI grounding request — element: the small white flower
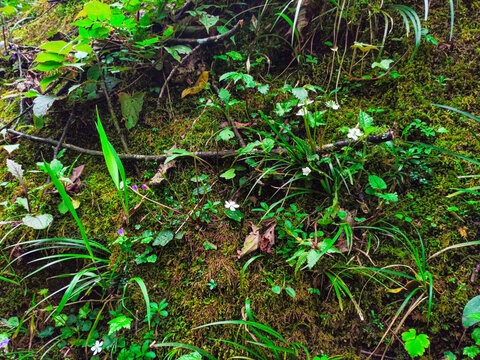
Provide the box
[297,99,314,107]
[302,167,311,176]
[296,107,308,116]
[331,46,338,52]
[325,100,340,110]
[91,340,103,356]
[347,128,363,141]
[224,200,239,212]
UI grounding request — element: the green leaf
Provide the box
[54,314,68,327]
[272,285,281,294]
[472,328,480,345]
[38,326,54,338]
[79,303,91,319]
[463,296,480,327]
[220,169,236,179]
[84,1,111,21]
[0,5,16,16]
[257,84,269,95]
[178,352,202,360]
[306,249,321,269]
[292,87,308,101]
[153,231,174,246]
[32,61,63,72]
[359,110,374,128]
[74,43,93,54]
[226,51,242,60]
[217,128,234,141]
[199,13,219,32]
[463,346,480,359]
[35,51,65,63]
[369,175,387,190]
[285,287,296,298]
[218,88,231,102]
[39,41,73,55]
[108,315,132,335]
[376,192,398,202]
[39,74,61,92]
[402,329,430,357]
[443,351,457,360]
[22,214,53,230]
[119,92,144,130]
[371,59,394,70]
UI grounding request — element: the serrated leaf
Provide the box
[54,314,68,327]
[153,230,174,246]
[402,329,430,357]
[376,192,398,202]
[119,92,144,130]
[220,168,236,179]
[292,87,308,101]
[181,71,209,98]
[306,249,322,269]
[3,144,19,153]
[369,175,387,190]
[217,128,234,141]
[22,214,53,230]
[79,303,91,319]
[108,315,132,335]
[463,346,480,359]
[6,159,23,180]
[443,351,457,360]
[257,84,269,95]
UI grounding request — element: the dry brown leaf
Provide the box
[238,223,260,258]
[260,223,276,253]
[458,227,468,238]
[51,165,85,195]
[181,71,209,98]
[149,160,176,187]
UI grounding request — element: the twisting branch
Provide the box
[7,129,394,162]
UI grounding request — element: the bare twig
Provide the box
[54,109,75,159]
[8,129,394,162]
[167,20,243,45]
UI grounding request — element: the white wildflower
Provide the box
[91,340,103,356]
[297,99,314,107]
[224,200,239,212]
[325,100,339,110]
[296,107,308,116]
[302,167,312,176]
[347,128,363,141]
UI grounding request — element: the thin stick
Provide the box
[8,129,393,162]
[54,110,75,159]
[0,104,33,131]
[167,20,243,45]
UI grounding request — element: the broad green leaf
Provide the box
[6,159,23,180]
[32,61,63,72]
[108,315,132,335]
[79,303,91,319]
[119,92,144,130]
[443,351,457,360]
[257,84,269,94]
[153,231,174,246]
[307,249,321,269]
[369,175,387,190]
[39,74,61,92]
[271,285,281,294]
[84,1,111,21]
[39,41,73,55]
[463,296,480,327]
[359,110,374,128]
[472,328,480,345]
[220,168,236,179]
[292,87,308,101]
[402,329,430,357]
[226,51,242,60]
[22,214,53,230]
[33,95,57,117]
[376,192,398,202]
[218,88,231,102]
[199,13,218,32]
[54,314,68,327]
[372,59,394,70]
[35,51,65,63]
[74,43,93,54]
[15,197,28,210]
[0,5,16,16]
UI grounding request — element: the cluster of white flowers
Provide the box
[325,100,340,110]
[296,99,314,116]
[347,128,363,141]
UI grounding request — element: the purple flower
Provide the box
[117,228,124,235]
[131,185,138,191]
[141,184,148,190]
[0,338,10,353]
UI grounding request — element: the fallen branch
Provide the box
[7,129,393,162]
[167,20,243,45]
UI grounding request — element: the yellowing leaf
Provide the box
[351,42,379,52]
[75,9,87,20]
[238,223,260,258]
[181,71,209,98]
[386,287,404,294]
